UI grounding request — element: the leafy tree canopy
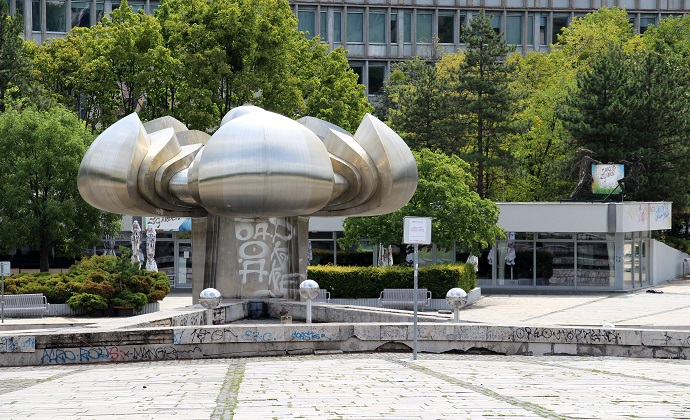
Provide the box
[0,1,33,112]
[0,106,121,271]
[555,7,634,66]
[339,149,503,262]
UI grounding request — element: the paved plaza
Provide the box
[1,353,689,419]
[1,278,690,418]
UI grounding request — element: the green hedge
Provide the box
[307,264,476,299]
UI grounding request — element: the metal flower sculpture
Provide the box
[79,106,417,299]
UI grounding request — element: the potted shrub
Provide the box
[110,291,148,316]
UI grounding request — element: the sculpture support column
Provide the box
[194,215,309,300]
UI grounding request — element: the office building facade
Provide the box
[6,0,689,95]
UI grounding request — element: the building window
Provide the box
[539,16,547,45]
[130,1,144,13]
[71,1,90,28]
[347,11,363,43]
[490,13,501,35]
[552,14,569,44]
[32,0,40,31]
[403,11,411,43]
[536,241,575,287]
[334,11,342,42]
[640,16,656,33]
[391,12,397,44]
[320,11,328,42]
[458,13,467,44]
[46,0,66,32]
[527,14,534,46]
[506,15,522,45]
[416,12,432,43]
[298,10,316,39]
[368,64,385,94]
[350,64,363,84]
[96,1,104,23]
[369,11,385,43]
[438,13,454,44]
[16,0,24,17]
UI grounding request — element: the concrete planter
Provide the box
[46,302,160,317]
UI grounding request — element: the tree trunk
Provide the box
[39,226,50,272]
[477,119,484,199]
[39,242,50,272]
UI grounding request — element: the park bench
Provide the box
[313,289,331,303]
[0,293,50,317]
[379,288,431,310]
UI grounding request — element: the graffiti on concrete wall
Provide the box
[513,327,622,344]
[40,345,204,365]
[0,336,35,353]
[236,217,294,296]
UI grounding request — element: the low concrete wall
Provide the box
[1,300,689,366]
[1,321,689,367]
[652,239,689,285]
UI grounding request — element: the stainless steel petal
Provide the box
[78,113,162,215]
[143,115,189,134]
[197,110,335,217]
[137,127,182,210]
[350,114,418,216]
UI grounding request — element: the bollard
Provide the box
[446,288,468,323]
[199,288,222,325]
[299,279,319,324]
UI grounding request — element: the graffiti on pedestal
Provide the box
[236,218,294,296]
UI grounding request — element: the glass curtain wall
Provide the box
[71,1,90,27]
[576,233,615,288]
[486,232,618,289]
[623,231,650,289]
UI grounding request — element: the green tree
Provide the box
[157,0,305,129]
[0,106,121,271]
[449,10,524,199]
[0,1,32,112]
[377,57,449,151]
[562,42,690,207]
[33,1,177,130]
[295,43,372,133]
[100,1,179,121]
[339,149,503,264]
[560,44,629,168]
[555,7,634,67]
[505,52,575,201]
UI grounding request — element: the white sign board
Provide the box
[144,217,186,231]
[0,261,10,276]
[403,217,432,245]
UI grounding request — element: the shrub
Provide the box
[110,291,149,311]
[68,255,117,276]
[146,272,171,302]
[307,263,476,299]
[81,278,117,299]
[67,293,109,312]
[6,253,171,312]
[126,275,152,295]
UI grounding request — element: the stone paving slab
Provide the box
[0,354,689,419]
